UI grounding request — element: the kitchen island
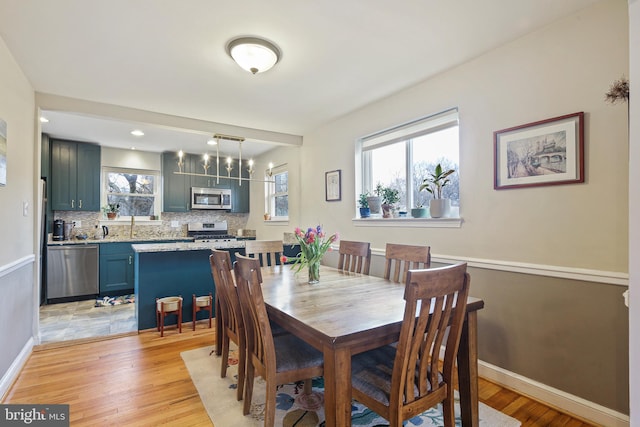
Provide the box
[132,241,302,331]
[132,241,244,330]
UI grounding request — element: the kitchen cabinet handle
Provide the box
[129,255,132,265]
[79,199,83,208]
[71,199,74,208]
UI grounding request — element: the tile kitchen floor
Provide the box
[39,299,136,344]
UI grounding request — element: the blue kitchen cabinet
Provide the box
[50,139,100,211]
[99,242,134,296]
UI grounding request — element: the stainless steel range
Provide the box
[187,221,237,243]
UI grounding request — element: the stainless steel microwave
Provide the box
[191,187,232,210]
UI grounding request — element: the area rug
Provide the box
[94,294,135,307]
[181,345,521,427]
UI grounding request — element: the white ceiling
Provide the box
[0,0,600,156]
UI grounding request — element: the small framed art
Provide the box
[325,170,341,201]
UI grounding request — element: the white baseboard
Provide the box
[478,360,630,427]
[0,337,34,401]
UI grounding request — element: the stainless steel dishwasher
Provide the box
[47,244,99,300]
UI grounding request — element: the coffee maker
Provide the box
[53,219,64,241]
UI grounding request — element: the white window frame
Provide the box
[355,108,462,227]
[102,166,162,222]
[265,164,288,221]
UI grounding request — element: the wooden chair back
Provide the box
[337,240,371,275]
[351,263,470,426]
[383,243,431,283]
[244,240,284,267]
[235,253,323,426]
[209,249,246,401]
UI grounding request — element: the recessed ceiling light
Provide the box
[130,147,136,150]
[207,139,217,145]
[39,116,49,123]
[131,130,144,136]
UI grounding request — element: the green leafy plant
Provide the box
[419,163,455,199]
[102,203,120,214]
[381,186,399,205]
[358,192,370,208]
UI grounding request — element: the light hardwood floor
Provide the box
[3,327,596,426]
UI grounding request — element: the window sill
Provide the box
[352,216,462,228]
[264,218,289,225]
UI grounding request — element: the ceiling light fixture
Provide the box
[131,129,144,136]
[174,134,274,184]
[226,36,281,75]
[39,116,49,123]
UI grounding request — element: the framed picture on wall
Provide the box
[494,112,584,190]
[325,169,341,201]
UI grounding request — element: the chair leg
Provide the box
[442,390,456,427]
[178,301,182,333]
[221,333,230,378]
[192,294,196,331]
[243,362,255,416]
[160,307,165,337]
[264,383,276,427]
[236,341,245,401]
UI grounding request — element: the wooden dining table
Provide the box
[259,264,485,427]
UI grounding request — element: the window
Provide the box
[360,108,459,215]
[265,164,288,219]
[103,167,161,219]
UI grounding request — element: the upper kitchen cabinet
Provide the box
[188,153,229,189]
[50,139,101,211]
[162,151,189,212]
[229,162,250,213]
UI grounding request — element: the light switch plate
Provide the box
[75,220,82,227]
[171,220,179,228]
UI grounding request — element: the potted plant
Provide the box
[411,202,428,218]
[102,203,120,220]
[419,163,455,218]
[366,183,383,215]
[358,192,371,218]
[380,186,399,218]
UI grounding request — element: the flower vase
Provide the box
[308,261,320,284]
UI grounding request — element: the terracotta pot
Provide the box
[107,212,117,220]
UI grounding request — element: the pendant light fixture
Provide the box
[226,36,281,74]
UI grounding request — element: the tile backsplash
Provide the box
[53,211,250,240]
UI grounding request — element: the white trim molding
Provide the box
[353,217,462,228]
[0,337,34,400]
[0,255,35,279]
[479,360,629,427]
[367,248,627,286]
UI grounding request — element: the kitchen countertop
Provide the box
[131,240,247,253]
[47,236,194,245]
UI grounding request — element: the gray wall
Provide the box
[0,33,37,395]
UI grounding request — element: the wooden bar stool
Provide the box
[192,293,213,330]
[156,296,183,337]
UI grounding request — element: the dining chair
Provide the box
[350,263,471,427]
[384,243,431,283]
[244,240,284,267]
[234,254,324,427]
[209,249,246,401]
[337,240,371,275]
